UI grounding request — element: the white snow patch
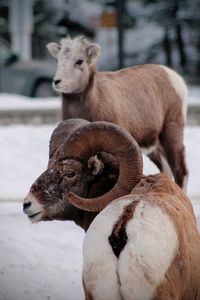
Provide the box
[0,124,53,200]
[0,202,85,300]
[0,93,60,111]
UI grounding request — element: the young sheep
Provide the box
[47,35,188,190]
[24,120,200,300]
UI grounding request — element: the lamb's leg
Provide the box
[159,122,188,191]
[148,147,173,178]
[147,149,163,172]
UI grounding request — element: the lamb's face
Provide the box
[47,36,100,94]
[52,44,90,94]
[23,159,91,223]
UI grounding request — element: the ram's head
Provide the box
[23,119,142,230]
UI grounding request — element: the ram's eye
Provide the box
[75,59,83,66]
[65,170,76,178]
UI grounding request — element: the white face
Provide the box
[47,37,100,94]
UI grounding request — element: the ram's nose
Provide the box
[23,192,34,214]
[23,201,31,211]
[23,192,43,220]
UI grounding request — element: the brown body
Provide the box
[62,64,188,189]
[63,65,172,146]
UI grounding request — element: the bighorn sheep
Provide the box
[23,119,200,299]
[47,35,188,190]
[23,119,123,230]
[82,174,200,300]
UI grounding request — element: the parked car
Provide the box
[0,39,56,97]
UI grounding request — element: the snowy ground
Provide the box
[0,94,60,111]
[0,202,85,300]
[0,91,200,300]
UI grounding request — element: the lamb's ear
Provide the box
[88,155,104,176]
[86,43,101,64]
[46,43,60,58]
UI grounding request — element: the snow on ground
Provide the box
[0,202,85,300]
[0,91,200,300]
[0,124,53,200]
[0,94,60,111]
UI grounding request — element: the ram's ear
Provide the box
[46,42,61,58]
[86,43,101,65]
[88,155,104,176]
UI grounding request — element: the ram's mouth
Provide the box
[28,211,43,223]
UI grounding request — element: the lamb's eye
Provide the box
[75,59,83,66]
[65,170,76,178]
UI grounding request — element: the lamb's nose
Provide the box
[23,201,31,211]
[53,78,62,85]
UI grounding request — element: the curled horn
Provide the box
[48,119,90,166]
[60,121,143,212]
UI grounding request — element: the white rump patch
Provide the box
[161,65,188,122]
[83,197,178,300]
[83,197,133,300]
[119,200,178,300]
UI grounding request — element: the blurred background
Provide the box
[1,0,200,98]
[0,1,200,300]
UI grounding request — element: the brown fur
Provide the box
[112,200,139,238]
[132,174,200,300]
[62,64,188,188]
[109,200,140,258]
